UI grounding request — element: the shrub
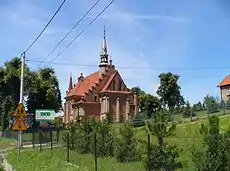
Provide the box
[95,119,115,157]
[116,122,141,162]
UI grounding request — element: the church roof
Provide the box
[218,75,230,87]
[101,70,118,91]
[67,71,101,97]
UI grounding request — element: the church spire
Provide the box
[100,26,109,64]
[101,26,108,55]
[68,72,73,91]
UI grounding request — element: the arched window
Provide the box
[113,81,116,90]
[118,81,122,91]
[94,95,97,102]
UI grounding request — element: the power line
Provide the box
[44,0,116,67]
[37,0,102,67]
[29,59,230,71]
[23,0,67,54]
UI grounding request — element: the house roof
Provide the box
[67,71,101,97]
[218,75,230,87]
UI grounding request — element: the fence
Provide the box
[0,128,66,146]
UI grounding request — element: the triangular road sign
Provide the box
[12,117,28,131]
[13,103,27,117]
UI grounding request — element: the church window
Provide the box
[94,95,97,102]
[113,81,116,90]
[123,86,126,91]
[118,81,122,91]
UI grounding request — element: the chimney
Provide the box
[78,72,84,82]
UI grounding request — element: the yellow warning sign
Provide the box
[12,117,28,131]
[13,103,27,117]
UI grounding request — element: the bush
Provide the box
[95,119,115,157]
[192,116,230,170]
[146,144,182,171]
[131,112,147,128]
[116,122,141,162]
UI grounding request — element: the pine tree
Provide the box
[192,116,230,170]
[116,122,141,162]
[146,110,182,170]
[96,119,114,157]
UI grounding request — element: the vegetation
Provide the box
[116,122,141,162]
[1,57,230,171]
[192,116,230,170]
[4,114,230,171]
[0,57,62,130]
[204,95,219,114]
[146,110,182,170]
[182,101,195,119]
[157,72,185,123]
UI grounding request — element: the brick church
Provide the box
[63,29,138,123]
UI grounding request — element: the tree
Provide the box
[116,122,141,162]
[26,68,62,114]
[147,110,175,147]
[157,72,184,123]
[0,57,62,129]
[146,110,182,170]
[131,86,145,97]
[0,58,24,129]
[192,116,230,170]
[1,96,16,130]
[96,119,114,157]
[183,101,195,119]
[203,95,219,114]
[139,94,161,118]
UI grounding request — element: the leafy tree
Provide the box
[146,110,182,170]
[203,95,219,114]
[1,96,16,130]
[131,86,145,97]
[157,72,184,123]
[192,116,230,170]
[139,94,161,118]
[116,122,141,162]
[183,101,195,119]
[192,102,204,112]
[0,58,62,129]
[0,58,23,129]
[26,68,62,114]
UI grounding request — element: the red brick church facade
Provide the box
[63,29,138,123]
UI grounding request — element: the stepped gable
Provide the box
[67,71,101,97]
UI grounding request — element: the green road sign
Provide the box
[35,109,56,121]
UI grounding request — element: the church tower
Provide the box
[99,27,109,73]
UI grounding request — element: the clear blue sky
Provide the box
[0,0,230,104]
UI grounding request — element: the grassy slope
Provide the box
[7,148,143,171]
[0,137,16,151]
[5,113,230,171]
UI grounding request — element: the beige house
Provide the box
[218,75,230,102]
[63,29,138,123]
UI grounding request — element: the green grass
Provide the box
[0,137,16,150]
[7,148,144,171]
[5,113,230,171]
